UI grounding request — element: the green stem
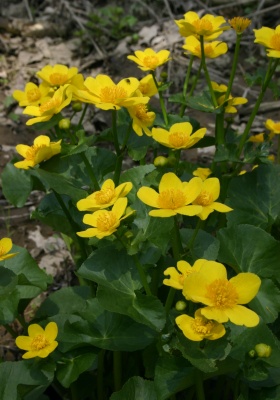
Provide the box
[133,254,152,296]
[215,112,225,146]
[4,324,17,338]
[195,369,205,400]
[189,59,203,97]
[187,219,203,251]
[174,149,181,174]
[97,350,105,400]
[77,103,88,130]
[237,58,279,158]
[224,34,242,102]
[113,351,122,392]
[112,109,121,155]
[180,55,194,117]
[171,216,183,260]
[200,36,218,108]
[80,152,100,191]
[151,71,168,126]
[165,287,176,314]
[53,190,88,261]
[277,135,280,164]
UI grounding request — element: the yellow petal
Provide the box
[230,273,261,304]
[15,336,32,350]
[202,178,220,201]
[159,173,182,192]
[225,305,260,327]
[176,205,202,216]
[28,324,45,337]
[163,267,184,289]
[176,314,204,341]
[76,228,99,237]
[137,187,159,208]
[45,322,58,342]
[211,202,233,213]
[0,238,12,253]
[200,306,229,323]
[149,209,177,217]
[112,197,127,219]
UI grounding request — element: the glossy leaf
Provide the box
[110,376,157,400]
[1,163,32,207]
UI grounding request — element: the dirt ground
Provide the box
[0,0,280,292]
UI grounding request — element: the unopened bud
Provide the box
[255,343,272,358]
[58,118,71,130]
[248,349,256,358]
[175,301,187,311]
[154,156,168,167]
[72,101,83,112]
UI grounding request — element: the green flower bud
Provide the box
[154,156,168,167]
[255,343,272,358]
[72,101,83,112]
[58,118,71,130]
[248,349,256,358]
[175,301,187,311]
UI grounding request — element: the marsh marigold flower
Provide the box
[76,75,148,111]
[36,64,78,87]
[127,101,156,136]
[182,36,228,58]
[254,25,280,58]
[183,262,261,327]
[248,133,265,143]
[127,48,171,71]
[229,17,251,34]
[211,81,247,113]
[77,198,133,239]
[0,238,18,261]
[151,122,206,150]
[137,74,158,97]
[192,177,233,220]
[23,85,72,125]
[14,135,61,170]
[137,172,203,218]
[163,259,207,290]
[16,322,58,359]
[193,167,212,181]
[13,82,50,107]
[175,11,229,41]
[265,119,280,138]
[176,309,226,341]
[76,179,133,212]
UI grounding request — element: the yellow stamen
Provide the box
[194,190,213,206]
[31,334,49,351]
[270,34,280,50]
[191,317,214,335]
[206,279,238,308]
[157,189,186,209]
[49,73,68,86]
[96,212,117,231]
[39,98,60,113]
[229,17,251,34]
[193,19,213,35]
[27,88,41,103]
[99,87,127,103]
[94,188,115,204]
[143,55,159,69]
[168,132,189,147]
[135,104,153,122]
[25,144,45,160]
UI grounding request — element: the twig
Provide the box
[134,0,161,24]
[163,0,174,20]
[23,0,34,21]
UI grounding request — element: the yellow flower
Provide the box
[229,17,251,34]
[13,82,50,107]
[265,119,280,136]
[36,64,78,87]
[137,172,203,218]
[76,75,148,110]
[175,11,229,41]
[176,309,226,341]
[67,73,89,102]
[163,259,206,290]
[192,167,212,181]
[138,74,158,97]
[127,48,171,71]
[0,238,18,261]
[14,135,61,170]
[151,122,206,150]
[248,133,265,143]
[127,101,156,136]
[182,35,228,58]
[254,25,280,58]
[15,322,58,359]
[77,198,133,239]
[23,85,72,126]
[76,179,133,212]
[211,82,248,113]
[211,81,227,93]
[268,154,275,162]
[183,262,261,327]
[192,177,233,220]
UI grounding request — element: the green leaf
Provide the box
[186,91,220,113]
[110,376,157,400]
[78,246,166,331]
[0,359,55,400]
[217,225,280,279]
[249,279,280,323]
[244,68,266,87]
[180,228,220,261]
[56,351,98,388]
[0,267,18,296]
[0,287,21,324]
[1,163,32,207]
[226,164,280,229]
[120,164,156,197]
[214,143,240,162]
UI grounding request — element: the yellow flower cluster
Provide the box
[76,179,133,239]
[164,259,261,341]
[0,237,18,261]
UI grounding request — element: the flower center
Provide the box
[143,55,159,69]
[168,132,189,148]
[157,189,186,209]
[31,334,50,351]
[135,104,153,123]
[99,86,128,103]
[39,98,60,114]
[192,317,214,335]
[94,188,115,204]
[229,17,251,33]
[25,144,45,160]
[96,212,117,231]
[49,73,68,86]
[270,34,280,51]
[206,279,238,308]
[193,19,213,35]
[27,88,41,102]
[194,190,213,206]
[138,82,149,95]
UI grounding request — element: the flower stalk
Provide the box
[151,71,169,126]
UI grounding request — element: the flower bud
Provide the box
[175,301,187,311]
[72,101,83,112]
[248,349,256,358]
[58,118,71,130]
[154,156,168,167]
[254,343,272,358]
